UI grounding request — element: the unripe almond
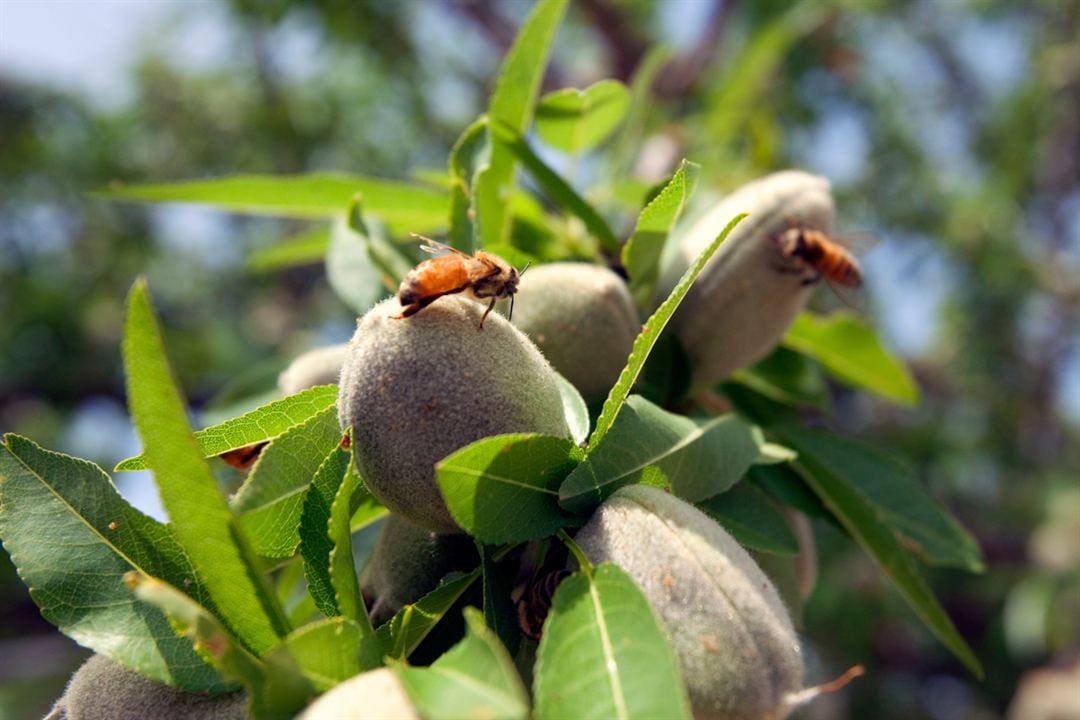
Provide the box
[508,263,639,402]
[300,668,419,720]
[659,170,835,389]
[360,514,479,625]
[337,296,569,533]
[574,484,803,720]
[50,654,247,720]
[277,343,349,396]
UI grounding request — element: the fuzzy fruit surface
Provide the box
[360,514,479,625]
[575,484,803,720]
[509,262,639,403]
[48,655,247,720]
[277,343,349,395]
[337,295,569,533]
[660,170,834,388]
[299,668,418,720]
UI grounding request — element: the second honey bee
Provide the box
[772,226,863,288]
[393,237,523,329]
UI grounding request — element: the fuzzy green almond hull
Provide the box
[360,514,479,625]
[337,295,570,534]
[507,262,640,404]
[574,484,804,720]
[659,170,835,389]
[277,343,350,396]
[299,668,419,720]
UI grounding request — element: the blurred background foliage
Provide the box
[0,0,1077,718]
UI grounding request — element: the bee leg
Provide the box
[478,298,496,330]
[801,271,821,286]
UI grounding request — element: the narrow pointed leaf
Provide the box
[270,617,382,692]
[123,279,286,653]
[480,543,521,658]
[116,385,338,471]
[610,46,670,180]
[298,446,351,618]
[232,406,343,557]
[561,396,761,514]
[535,80,631,153]
[490,120,619,254]
[395,608,528,720]
[437,434,579,543]
[447,118,490,252]
[0,436,224,692]
[475,0,569,247]
[772,423,984,572]
[588,213,747,449]
[554,371,590,446]
[772,423,983,677]
[127,573,312,719]
[533,564,691,720]
[377,568,482,660]
[621,160,700,307]
[329,460,370,628]
[697,482,799,556]
[783,311,919,407]
[248,226,331,273]
[98,173,448,234]
[326,214,391,315]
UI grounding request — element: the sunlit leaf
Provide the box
[123,279,286,654]
[395,608,529,720]
[0,436,225,692]
[588,214,747,449]
[271,617,382,693]
[621,160,700,307]
[533,564,691,720]
[553,371,590,446]
[116,385,338,472]
[247,226,330,273]
[437,434,579,543]
[783,311,919,406]
[561,396,762,514]
[377,568,482,661]
[535,80,631,153]
[98,173,448,234]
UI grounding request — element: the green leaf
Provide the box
[533,564,691,720]
[232,406,343,558]
[298,446,350,618]
[771,423,983,677]
[480,543,521,659]
[771,423,984,572]
[730,345,829,409]
[123,279,286,653]
[272,617,382,693]
[705,3,827,149]
[447,118,490,253]
[247,226,330,273]
[490,120,620,254]
[783,311,919,407]
[0,436,224,692]
[437,434,579,543]
[588,214,747,449]
[98,173,448,234]
[326,212,392,316]
[115,385,338,472]
[560,396,761,514]
[621,160,700,307]
[535,80,631,153]
[377,568,482,660]
[609,46,670,182]
[395,608,529,720]
[553,371,590,446]
[127,573,312,720]
[697,482,799,556]
[748,464,838,529]
[329,459,369,627]
[475,0,570,247]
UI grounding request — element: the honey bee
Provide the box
[772,226,863,288]
[393,236,524,329]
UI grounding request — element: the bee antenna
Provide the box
[519,261,533,276]
[509,294,516,322]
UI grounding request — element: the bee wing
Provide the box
[411,233,469,258]
[831,230,879,258]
